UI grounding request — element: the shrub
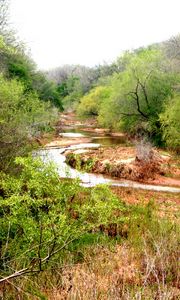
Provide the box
[160,95,180,152]
[0,75,58,171]
[133,139,162,180]
[0,157,126,286]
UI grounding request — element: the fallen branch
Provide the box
[0,236,75,284]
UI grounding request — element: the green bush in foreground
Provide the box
[0,157,126,282]
[0,158,179,299]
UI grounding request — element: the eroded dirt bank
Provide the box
[43,112,180,189]
[65,146,180,187]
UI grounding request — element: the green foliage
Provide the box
[104,49,175,135]
[0,158,179,298]
[32,72,63,109]
[77,85,112,118]
[0,157,127,280]
[0,35,63,171]
[0,35,63,109]
[0,75,58,171]
[61,76,83,110]
[0,35,9,72]
[160,95,180,150]
[6,50,63,109]
[6,50,35,87]
[81,48,179,146]
[46,63,118,111]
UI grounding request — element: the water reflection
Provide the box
[62,129,129,146]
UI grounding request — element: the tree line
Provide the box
[75,41,180,150]
[0,0,65,171]
[46,36,180,151]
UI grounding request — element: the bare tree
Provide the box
[0,0,9,33]
[0,0,17,45]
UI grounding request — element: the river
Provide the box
[38,123,180,194]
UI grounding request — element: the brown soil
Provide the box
[65,145,180,187]
[42,113,180,188]
[57,113,127,137]
[57,113,98,129]
[111,187,180,221]
[45,137,92,148]
[111,186,180,205]
[147,176,180,187]
[87,146,136,161]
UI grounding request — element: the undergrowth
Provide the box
[0,158,179,299]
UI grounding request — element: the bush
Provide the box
[133,139,162,180]
[0,159,179,298]
[0,157,127,286]
[160,95,180,151]
[0,75,58,171]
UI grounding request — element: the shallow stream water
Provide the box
[38,127,180,193]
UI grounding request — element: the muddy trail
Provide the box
[38,113,180,194]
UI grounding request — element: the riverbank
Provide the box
[65,145,180,187]
[42,112,180,192]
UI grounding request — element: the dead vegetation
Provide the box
[42,226,180,299]
[133,140,164,181]
[1,186,179,299]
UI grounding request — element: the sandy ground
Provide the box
[45,137,92,148]
[43,113,180,188]
[65,145,180,187]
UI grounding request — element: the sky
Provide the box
[10,0,180,70]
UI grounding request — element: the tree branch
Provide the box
[38,222,43,272]
[0,236,75,284]
[127,82,148,119]
[138,71,152,109]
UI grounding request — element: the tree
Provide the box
[0,0,9,35]
[160,95,180,151]
[6,50,35,87]
[0,37,63,109]
[0,75,58,171]
[32,72,63,109]
[98,48,176,142]
[0,34,8,72]
[46,64,115,111]
[61,75,83,110]
[0,0,17,45]
[77,85,112,118]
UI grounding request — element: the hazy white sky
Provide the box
[10,0,180,70]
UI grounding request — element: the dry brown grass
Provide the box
[1,221,179,300]
[43,239,179,300]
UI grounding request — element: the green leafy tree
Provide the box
[0,75,58,171]
[160,95,180,151]
[32,72,63,109]
[77,85,112,118]
[62,75,83,110]
[6,50,35,87]
[98,49,177,142]
[0,35,63,109]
